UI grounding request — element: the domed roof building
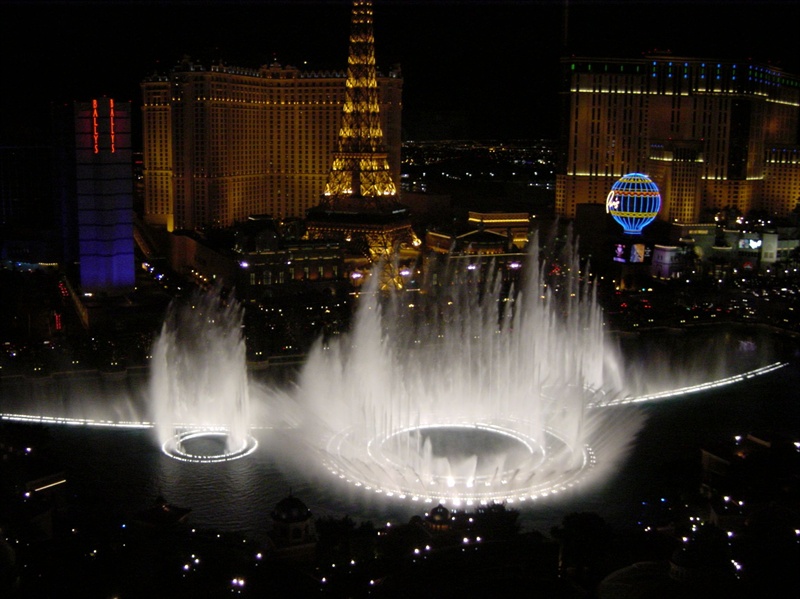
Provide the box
[267,493,317,562]
[272,495,312,524]
[424,504,451,533]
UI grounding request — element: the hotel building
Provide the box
[556,56,800,223]
[74,98,135,295]
[140,58,402,231]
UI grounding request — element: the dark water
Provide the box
[10,324,800,538]
[537,355,800,530]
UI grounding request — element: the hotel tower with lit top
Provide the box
[139,5,402,232]
[556,56,800,224]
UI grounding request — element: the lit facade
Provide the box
[763,145,800,216]
[74,98,135,295]
[556,56,800,222]
[141,59,402,231]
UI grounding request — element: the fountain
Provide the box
[296,234,645,506]
[150,285,258,463]
[0,236,790,531]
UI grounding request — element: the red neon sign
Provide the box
[92,99,99,154]
[91,98,117,154]
[109,98,116,153]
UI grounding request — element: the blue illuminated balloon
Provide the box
[605,173,661,235]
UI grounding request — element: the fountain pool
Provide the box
[0,237,791,519]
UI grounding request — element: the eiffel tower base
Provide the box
[305,202,419,290]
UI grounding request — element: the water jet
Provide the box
[298,236,643,506]
[150,285,256,463]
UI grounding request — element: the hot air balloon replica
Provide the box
[605,173,661,235]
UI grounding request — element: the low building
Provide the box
[660,222,800,278]
[161,217,347,301]
[267,494,317,563]
[651,245,689,280]
[467,211,533,249]
[426,229,512,255]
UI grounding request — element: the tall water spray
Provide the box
[298,234,641,505]
[150,285,256,462]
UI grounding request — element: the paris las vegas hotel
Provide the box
[140,51,800,240]
[140,57,401,231]
[556,56,800,224]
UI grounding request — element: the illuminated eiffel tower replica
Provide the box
[305,0,419,290]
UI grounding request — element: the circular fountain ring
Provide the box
[321,420,597,506]
[161,429,258,463]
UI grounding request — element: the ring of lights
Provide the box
[161,429,259,463]
[321,420,597,507]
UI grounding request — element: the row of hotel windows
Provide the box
[569,66,800,93]
[249,265,339,286]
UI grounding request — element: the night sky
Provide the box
[1,0,798,142]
